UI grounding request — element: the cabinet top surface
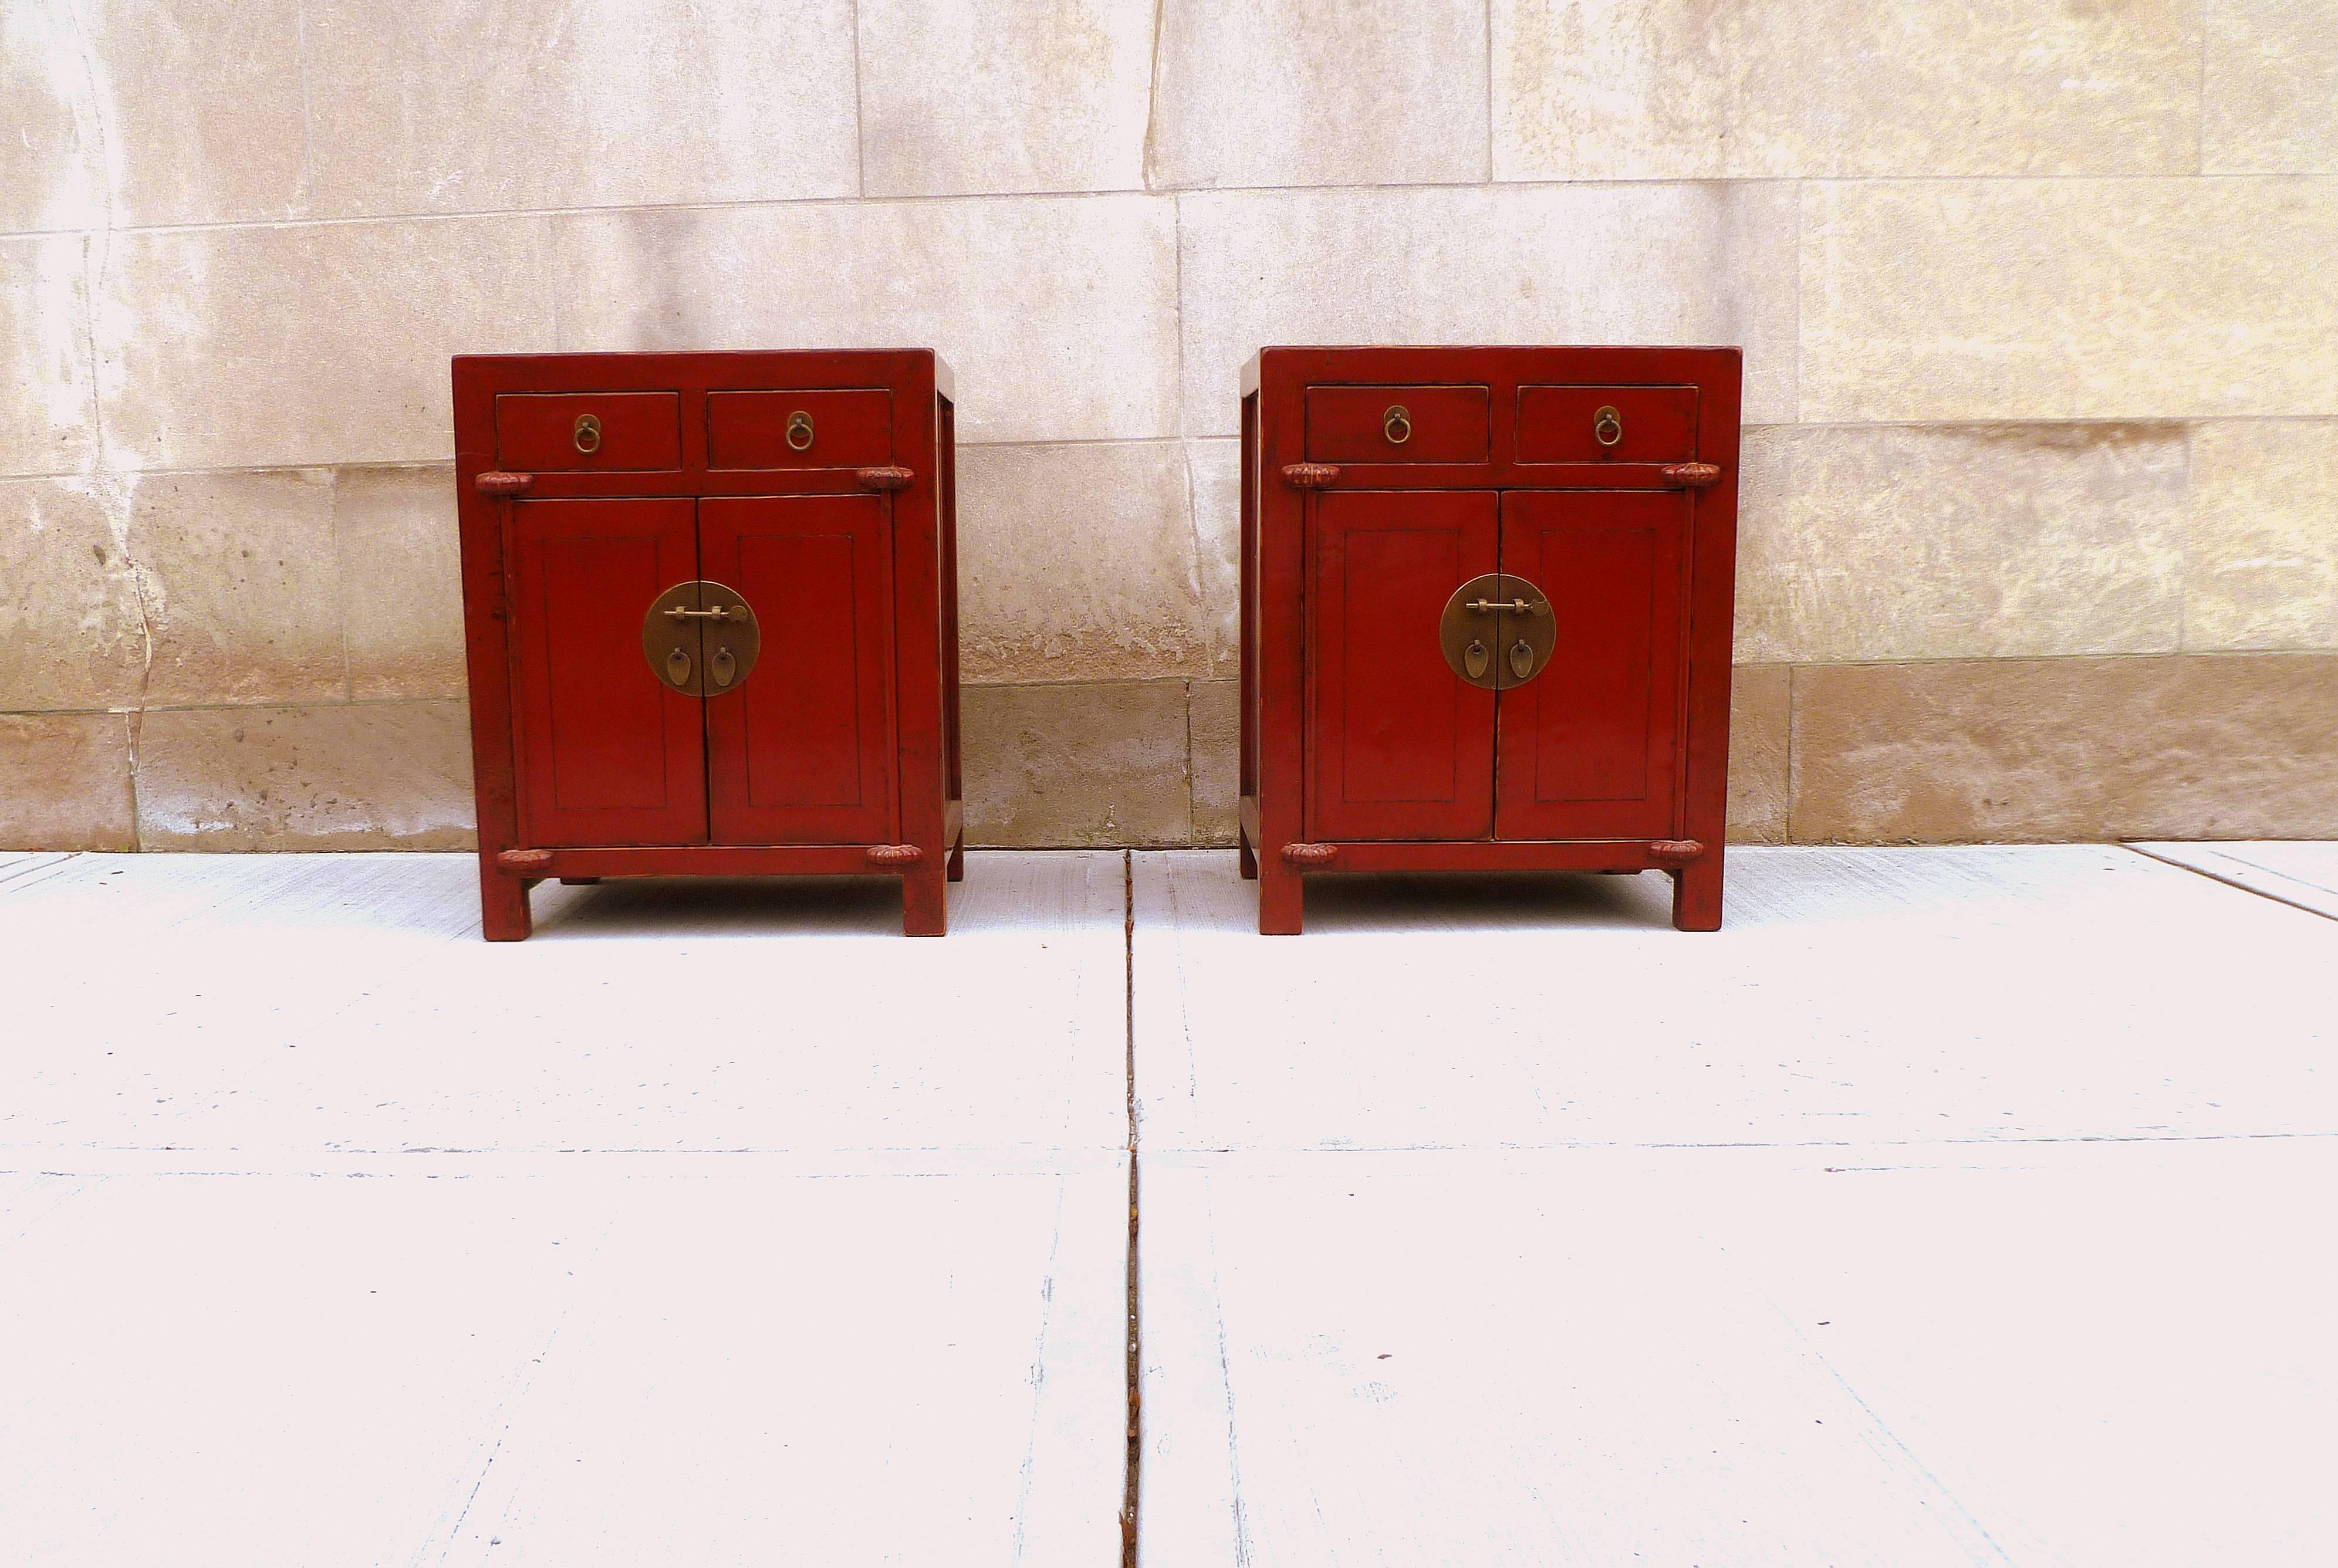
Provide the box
[454,349,955,400]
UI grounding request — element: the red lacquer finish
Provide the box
[454,351,962,939]
[1239,346,1741,934]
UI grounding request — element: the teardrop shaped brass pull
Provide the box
[1509,639,1535,680]
[665,646,691,687]
[1464,640,1488,680]
[711,644,736,688]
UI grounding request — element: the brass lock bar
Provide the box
[1438,573,1556,691]
[641,580,761,697]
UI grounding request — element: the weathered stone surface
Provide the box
[0,477,147,711]
[1185,438,1242,678]
[959,442,1209,682]
[92,217,559,472]
[858,0,1154,196]
[554,195,1177,445]
[1494,0,2200,180]
[1188,677,1239,847]
[1791,654,2338,843]
[0,712,136,850]
[1148,0,1489,190]
[1735,423,2185,664]
[1,235,96,478]
[2204,0,2338,174]
[1727,665,1790,845]
[0,0,307,229]
[337,466,468,701]
[2185,420,2338,652]
[1178,184,1799,434]
[962,680,1190,846]
[136,701,476,850]
[303,0,857,215]
[129,470,346,708]
[1800,180,2338,423]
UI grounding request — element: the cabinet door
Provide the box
[1494,489,1688,840]
[506,497,707,847]
[699,495,897,845]
[1308,490,1497,842]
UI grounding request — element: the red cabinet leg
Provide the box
[902,867,948,937]
[1258,864,1304,935]
[1238,829,1259,880]
[1670,856,1724,932]
[480,862,533,941]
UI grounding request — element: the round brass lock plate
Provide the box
[640,579,761,697]
[1438,573,1556,691]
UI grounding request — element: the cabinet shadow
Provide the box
[527,876,906,939]
[1289,868,1680,934]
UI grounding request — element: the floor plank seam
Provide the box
[2121,842,2338,924]
[1121,849,1142,1568]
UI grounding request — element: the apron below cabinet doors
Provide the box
[1493,488,1690,841]
[1307,489,1498,842]
[698,494,899,846]
[506,496,710,847]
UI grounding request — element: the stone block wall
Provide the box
[4,0,2334,850]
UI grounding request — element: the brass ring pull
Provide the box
[573,413,603,454]
[1383,404,1411,445]
[785,410,815,451]
[1593,405,1623,448]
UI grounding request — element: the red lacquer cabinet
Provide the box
[452,352,963,938]
[1239,346,1739,933]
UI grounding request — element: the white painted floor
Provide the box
[0,852,1128,1568]
[1132,847,2338,1567]
[4,846,2333,1566]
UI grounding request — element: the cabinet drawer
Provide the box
[1305,385,1489,464]
[1516,386,1697,463]
[495,392,680,471]
[708,390,892,469]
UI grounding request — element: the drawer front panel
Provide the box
[707,390,893,469]
[495,392,681,471]
[1306,386,1491,464]
[1516,386,1697,464]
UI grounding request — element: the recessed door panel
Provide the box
[1495,489,1688,840]
[1309,490,1497,842]
[507,497,707,847]
[700,495,897,844]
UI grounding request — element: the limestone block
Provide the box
[962,680,1191,846]
[1185,438,1241,678]
[1727,666,1790,846]
[336,466,468,700]
[2204,0,2338,174]
[136,700,477,850]
[1790,654,2338,842]
[1735,423,2185,664]
[1188,677,1239,847]
[92,217,559,472]
[1148,0,1489,189]
[129,470,346,708]
[2184,420,2338,651]
[0,0,306,229]
[303,0,857,215]
[0,712,137,850]
[0,477,147,711]
[1178,183,1799,435]
[553,195,1177,445]
[858,0,1155,196]
[958,442,1210,682]
[1494,0,2200,180]
[1,235,96,478]
[1800,180,2338,423]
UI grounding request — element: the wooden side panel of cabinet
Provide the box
[506,497,708,847]
[1308,489,1497,842]
[699,494,897,845]
[1495,489,1688,840]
